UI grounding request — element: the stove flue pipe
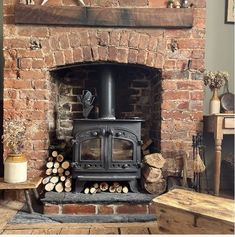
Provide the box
[99,66,116,119]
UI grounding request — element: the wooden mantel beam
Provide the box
[14,4,193,28]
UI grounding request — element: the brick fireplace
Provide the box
[3,0,205,199]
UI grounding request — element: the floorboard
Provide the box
[120,227,150,234]
[89,227,119,234]
[3,229,33,234]
[60,228,90,234]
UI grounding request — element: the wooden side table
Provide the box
[204,113,235,196]
[0,177,42,213]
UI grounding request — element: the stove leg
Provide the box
[74,179,85,193]
[129,180,139,193]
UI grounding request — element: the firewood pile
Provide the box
[141,139,167,195]
[83,181,129,194]
[42,150,72,193]
[141,139,153,156]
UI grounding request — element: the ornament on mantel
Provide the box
[41,0,86,5]
[181,0,189,8]
[175,1,181,8]
[20,0,35,4]
[167,0,174,8]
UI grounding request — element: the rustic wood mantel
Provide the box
[14,4,193,28]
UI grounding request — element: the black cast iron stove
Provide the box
[71,65,143,192]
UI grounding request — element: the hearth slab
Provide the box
[10,212,156,224]
[41,192,155,204]
[44,214,157,223]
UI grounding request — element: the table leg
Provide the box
[24,189,34,214]
[32,188,40,200]
[214,139,222,196]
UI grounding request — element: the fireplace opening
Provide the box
[49,62,162,193]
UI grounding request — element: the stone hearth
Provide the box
[41,192,157,222]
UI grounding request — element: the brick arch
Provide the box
[47,29,166,70]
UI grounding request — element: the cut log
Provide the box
[64,178,72,188]
[42,176,51,185]
[142,165,162,183]
[93,183,99,189]
[144,153,166,169]
[61,161,70,169]
[45,182,55,192]
[49,142,67,151]
[64,170,70,176]
[144,178,166,195]
[56,154,64,163]
[46,161,53,169]
[51,150,58,158]
[55,182,64,193]
[52,168,58,174]
[116,186,122,193]
[122,186,129,193]
[48,157,54,162]
[57,167,64,174]
[50,176,59,184]
[109,185,116,193]
[143,150,150,156]
[84,187,90,194]
[65,187,72,192]
[60,176,66,182]
[53,161,60,169]
[90,187,96,194]
[113,182,120,188]
[45,168,52,176]
[142,139,153,151]
[100,182,109,191]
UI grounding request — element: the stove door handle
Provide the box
[100,128,106,136]
[109,129,114,136]
[91,131,98,137]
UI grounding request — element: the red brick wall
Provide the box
[3,0,206,177]
[44,202,151,215]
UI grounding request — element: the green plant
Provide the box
[1,120,27,154]
[204,71,229,90]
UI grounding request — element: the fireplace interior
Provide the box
[50,63,161,192]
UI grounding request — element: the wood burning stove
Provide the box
[71,65,143,192]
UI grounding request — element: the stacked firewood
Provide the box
[42,150,72,193]
[83,182,129,194]
[142,139,153,156]
[142,153,167,195]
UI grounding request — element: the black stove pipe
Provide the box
[99,67,116,119]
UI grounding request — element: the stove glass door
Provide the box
[112,139,133,161]
[80,138,101,161]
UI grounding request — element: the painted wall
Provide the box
[203,0,234,194]
[205,0,234,113]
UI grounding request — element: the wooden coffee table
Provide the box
[0,177,42,214]
[153,188,234,234]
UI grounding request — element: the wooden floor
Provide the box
[0,200,159,235]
